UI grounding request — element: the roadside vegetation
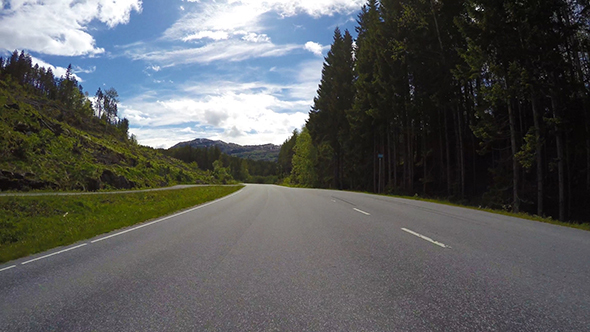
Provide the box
[163,145,280,184]
[0,185,243,263]
[0,51,220,192]
[376,192,590,232]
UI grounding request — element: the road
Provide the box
[1,184,589,331]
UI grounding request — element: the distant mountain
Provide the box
[171,138,280,162]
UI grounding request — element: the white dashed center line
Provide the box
[402,228,450,248]
[353,208,371,216]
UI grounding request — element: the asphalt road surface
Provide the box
[1,184,589,331]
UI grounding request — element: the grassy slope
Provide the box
[0,80,215,192]
[0,185,244,263]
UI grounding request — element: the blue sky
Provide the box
[0,0,363,148]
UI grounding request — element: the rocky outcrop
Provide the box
[0,170,57,191]
[100,169,135,189]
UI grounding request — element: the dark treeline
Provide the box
[280,0,590,222]
[0,50,130,140]
[163,145,279,183]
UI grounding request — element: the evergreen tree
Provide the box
[349,0,383,191]
[307,28,355,189]
[278,129,298,176]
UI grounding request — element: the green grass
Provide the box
[0,185,244,263]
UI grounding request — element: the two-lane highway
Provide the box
[1,184,589,331]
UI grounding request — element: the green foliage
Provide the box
[0,185,244,263]
[278,129,298,175]
[0,79,217,192]
[291,127,317,187]
[515,128,538,170]
[213,159,233,184]
[163,145,278,182]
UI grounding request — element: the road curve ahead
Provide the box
[1,184,589,331]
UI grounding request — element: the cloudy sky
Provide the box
[0,0,364,148]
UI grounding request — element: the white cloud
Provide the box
[179,127,195,134]
[119,60,322,147]
[164,0,364,43]
[30,56,83,82]
[118,0,362,68]
[0,0,142,56]
[287,59,324,101]
[241,33,271,43]
[127,126,209,149]
[183,30,230,42]
[126,39,301,66]
[304,41,325,56]
[74,65,97,74]
[264,0,365,17]
[121,93,308,146]
[163,1,266,42]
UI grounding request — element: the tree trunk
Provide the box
[584,103,590,192]
[333,147,339,189]
[387,124,392,188]
[550,92,565,221]
[401,129,410,191]
[566,131,572,220]
[587,115,590,192]
[457,106,465,199]
[531,88,544,216]
[444,108,451,196]
[440,129,446,192]
[381,134,386,193]
[408,120,415,192]
[423,121,428,195]
[393,127,398,191]
[508,99,520,213]
[373,133,377,193]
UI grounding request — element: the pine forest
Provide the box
[280,0,590,223]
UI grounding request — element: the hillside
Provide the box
[171,138,280,161]
[0,78,216,192]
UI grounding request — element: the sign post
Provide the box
[378,154,384,193]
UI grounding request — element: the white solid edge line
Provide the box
[353,208,371,216]
[21,243,88,265]
[0,265,16,272]
[401,228,449,249]
[91,188,243,244]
